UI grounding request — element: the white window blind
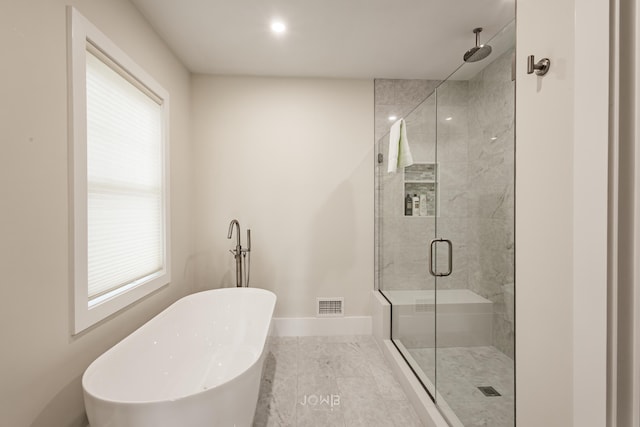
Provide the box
[85,47,164,300]
[69,7,170,333]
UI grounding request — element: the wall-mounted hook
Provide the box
[527,55,551,76]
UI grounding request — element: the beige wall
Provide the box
[516,0,575,425]
[191,75,374,318]
[516,0,610,425]
[0,4,374,424]
[572,1,608,425]
[0,1,193,426]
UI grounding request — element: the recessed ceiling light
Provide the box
[388,115,397,121]
[445,116,453,121]
[271,21,287,34]
[491,136,498,141]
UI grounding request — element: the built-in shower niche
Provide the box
[403,163,437,217]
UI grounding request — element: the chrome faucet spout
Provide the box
[227,219,243,287]
[227,219,241,247]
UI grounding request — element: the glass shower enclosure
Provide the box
[375,22,515,427]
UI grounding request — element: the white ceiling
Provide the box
[130,0,515,80]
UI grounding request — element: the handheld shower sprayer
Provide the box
[244,229,251,286]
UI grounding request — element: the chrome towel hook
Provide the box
[527,55,551,76]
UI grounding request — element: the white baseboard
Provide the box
[270,316,372,337]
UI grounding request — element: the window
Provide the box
[68,7,170,334]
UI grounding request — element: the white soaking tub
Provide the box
[83,287,277,427]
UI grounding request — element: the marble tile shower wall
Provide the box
[375,49,515,358]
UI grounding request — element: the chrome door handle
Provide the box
[429,238,453,277]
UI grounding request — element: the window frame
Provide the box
[68,7,171,334]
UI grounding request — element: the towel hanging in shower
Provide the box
[387,118,413,173]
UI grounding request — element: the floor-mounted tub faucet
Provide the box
[227,219,251,287]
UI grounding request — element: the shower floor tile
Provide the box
[408,346,514,427]
[253,335,423,427]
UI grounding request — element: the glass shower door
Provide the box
[433,22,516,427]
[375,22,515,423]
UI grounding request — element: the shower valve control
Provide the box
[527,55,551,76]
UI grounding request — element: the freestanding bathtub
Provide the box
[83,287,277,427]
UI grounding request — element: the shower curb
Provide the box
[380,339,451,427]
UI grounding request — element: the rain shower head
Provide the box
[463,27,492,63]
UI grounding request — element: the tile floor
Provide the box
[253,336,424,427]
[408,346,514,427]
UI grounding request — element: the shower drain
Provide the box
[477,386,501,397]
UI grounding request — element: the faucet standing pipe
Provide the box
[227,219,243,287]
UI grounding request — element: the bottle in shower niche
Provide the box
[405,194,413,216]
[412,194,420,216]
[419,194,427,216]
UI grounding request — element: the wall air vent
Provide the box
[316,297,344,317]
